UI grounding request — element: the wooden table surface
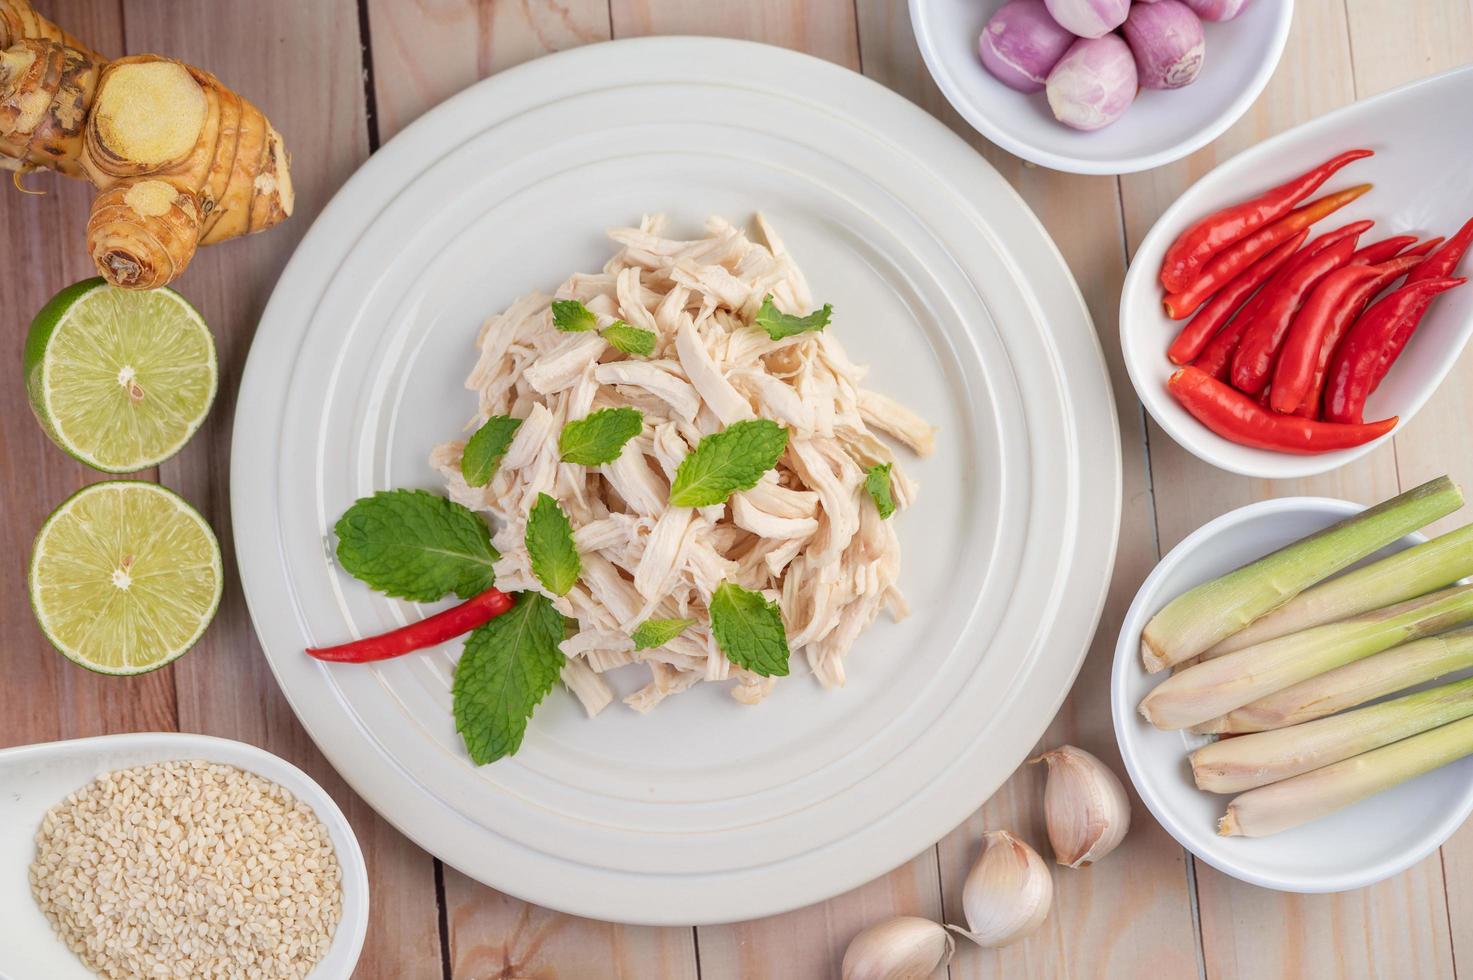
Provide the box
[3,1,1471,977]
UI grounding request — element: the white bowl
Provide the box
[1122,66,1473,479]
[0,732,368,979]
[908,0,1293,175]
[1111,496,1473,893]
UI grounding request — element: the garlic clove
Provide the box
[951,830,1053,948]
[841,915,954,980]
[1031,744,1132,868]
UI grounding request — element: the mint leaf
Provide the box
[753,294,832,341]
[452,592,566,764]
[709,582,790,677]
[602,320,657,356]
[668,419,788,507]
[559,407,644,466]
[334,490,497,601]
[631,617,696,651]
[461,415,523,487]
[864,463,896,519]
[526,493,580,597]
[552,299,598,332]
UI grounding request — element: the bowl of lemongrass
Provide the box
[1112,475,1473,893]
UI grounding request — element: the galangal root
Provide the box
[0,0,292,289]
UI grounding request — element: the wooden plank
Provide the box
[361,3,698,977]
[1118,2,1457,977]
[0,1,178,747]
[849,2,1199,978]
[609,0,860,67]
[107,3,443,978]
[1338,0,1473,971]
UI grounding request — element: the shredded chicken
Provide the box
[433,214,935,715]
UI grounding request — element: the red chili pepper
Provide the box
[306,587,514,663]
[1169,366,1396,453]
[1404,236,1444,259]
[1162,185,1373,319]
[1231,237,1359,395]
[1349,234,1417,266]
[1167,230,1308,365]
[1292,253,1427,418]
[1323,277,1467,424]
[1404,217,1473,286]
[1159,149,1373,294]
[1270,263,1385,413]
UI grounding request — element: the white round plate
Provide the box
[1112,498,1473,892]
[232,37,1122,925]
[0,732,368,979]
[1122,66,1473,480]
[909,0,1293,175]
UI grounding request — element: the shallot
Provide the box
[1043,0,1130,38]
[978,0,1075,93]
[1046,35,1138,131]
[1181,0,1250,21]
[1123,0,1205,90]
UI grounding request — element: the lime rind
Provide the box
[28,481,223,675]
[25,279,218,474]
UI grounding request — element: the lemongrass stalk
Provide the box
[1191,677,1473,794]
[1218,714,1473,837]
[1200,627,1473,734]
[1138,584,1473,731]
[1140,476,1462,673]
[1200,523,1473,660]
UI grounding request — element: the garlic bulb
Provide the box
[952,830,1052,948]
[1032,744,1132,868]
[841,916,954,980]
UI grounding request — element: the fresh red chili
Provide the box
[1403,217,1473,286]
[1269,262,1385,413]
[1159,149,1373,294]
[1162,184,1373,319]
[1292,253,1427,418]
[1231,237,1359,396]
[1322,277,1467,424]
[306,587,514,663]
[1403,236,1444,259]
[1370,277,1468,394]
[1170,366,1397,454]
[1349,234,1417,266]
[1167,230,1308,365]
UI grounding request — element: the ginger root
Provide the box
[0,0,292,288]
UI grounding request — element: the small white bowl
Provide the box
[1122,66,1473,480]
[1111,496,1473,893]
[0,732,368,979]
[908,0,1293,175]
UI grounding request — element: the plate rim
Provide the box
[230,35,1123,924]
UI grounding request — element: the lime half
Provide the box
[29,482,223,675]
[24,278,217,473]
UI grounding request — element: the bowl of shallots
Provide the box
[908,0,1294,174]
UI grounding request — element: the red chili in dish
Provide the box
[306,587,514,663]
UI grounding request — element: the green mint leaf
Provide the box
[601,320,657,356]
[461,415,523,487]
[709,581,790,677]
[452,591,566,765]
[752,294,832,341]
[525,493,580,597]
[668,419,788,507]
[559,407,644,466]
[334,489,497,602]
[630,617,696,651]
[551,299,598,332]
[864,463,896,519]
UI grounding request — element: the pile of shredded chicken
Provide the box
[433,214,935,716]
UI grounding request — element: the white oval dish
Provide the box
[1122,66,1473,479]
[230,37,1123,925]
[909,0,1293,175]
[0,732,368,979]
[1112,497,1473,893]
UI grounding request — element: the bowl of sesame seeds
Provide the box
[0,732,367,979]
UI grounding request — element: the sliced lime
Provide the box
[24,278,217,473]
[29,481,223,675]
